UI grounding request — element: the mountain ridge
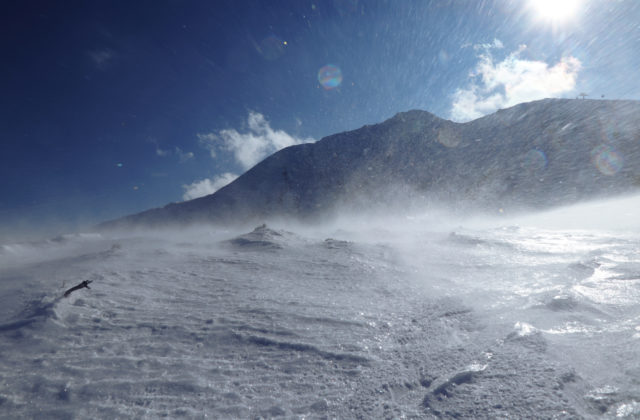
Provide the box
[99,98,640,230]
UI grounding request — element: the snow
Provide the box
[2,196,640,418]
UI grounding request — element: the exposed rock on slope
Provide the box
[100,98,640,229]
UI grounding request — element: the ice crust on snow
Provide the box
[2,214,640,418]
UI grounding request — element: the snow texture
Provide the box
[2,204,640,418]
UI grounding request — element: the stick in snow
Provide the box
[63,280,93,297]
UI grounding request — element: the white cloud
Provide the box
[175,147,194,163]
[473,38,504,51]
[197,133,217,158]
[185,112,313,201]
[451,44,581,122]
[152,142,193,162]
[198,112,315,170]
[182,172,239,201]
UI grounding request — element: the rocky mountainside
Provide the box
[100,98,640,229]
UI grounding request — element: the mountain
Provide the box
[100,98,640,229]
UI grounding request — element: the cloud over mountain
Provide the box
[198,112,315,170]
[182,173,238,200]
[184,112,314,201]
[451,44,581,121]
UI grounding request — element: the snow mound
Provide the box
[224,224,295,250]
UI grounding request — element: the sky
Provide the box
[2,0,639,238]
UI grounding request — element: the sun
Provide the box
[528,0,582,23]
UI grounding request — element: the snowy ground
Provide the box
[1,198,640,419]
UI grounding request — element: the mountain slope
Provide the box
[100,98,640,229]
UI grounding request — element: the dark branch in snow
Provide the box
[63,280,93,298]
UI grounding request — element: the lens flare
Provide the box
[258,35,286,61]
[318,64,343,90]
[521,149,547,174]
[437,125,460,147]
[591,144,623,176]
[600,120,622,143]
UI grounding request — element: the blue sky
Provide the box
[2,0,639,238]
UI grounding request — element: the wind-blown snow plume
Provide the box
[6,199,640,418]
[451,43,581,121]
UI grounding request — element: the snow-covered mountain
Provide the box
[100,98,640,229]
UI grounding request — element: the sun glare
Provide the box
[529,0,582,23]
